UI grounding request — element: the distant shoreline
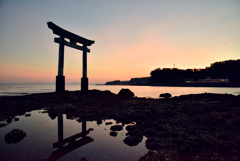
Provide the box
[99,83,240,88]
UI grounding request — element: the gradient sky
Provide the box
[0,0,239,84]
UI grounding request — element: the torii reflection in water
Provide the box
[46,115,94,161]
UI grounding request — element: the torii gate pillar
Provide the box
[81,44,88,91]
[56,36,65,92]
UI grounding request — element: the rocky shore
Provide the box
[0,89,240,160]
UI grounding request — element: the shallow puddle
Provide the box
[0,110,148,161]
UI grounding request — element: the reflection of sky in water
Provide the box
[0,110,148,161]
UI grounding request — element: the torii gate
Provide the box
[47,22,95,92]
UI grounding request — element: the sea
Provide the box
[0,83,240,98]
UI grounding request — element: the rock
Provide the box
[14,118,19,121]
[110,125,123,131]
[5,129,27,144]
[123,134,143,146]
[96,119,102,125]
[0,122,8,128]
[159,93,172,99]
[25,113,31,117]
[6,116,13,123]
[105,122,112,125]
[146,138,163,150]
[48,107,58,120]
[118,88,134,98]
[89,128,94,131]
[110,131,118,137]
[126,125,136,132]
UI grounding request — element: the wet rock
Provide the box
[146,138,163,150]
[118,88,134,98]
[0,122,8,128]
[48,107,58,120]
[14,118,19,121]
[110,131,118,137]
[123,133,143,146]
[5,129,27,144]
[159,93,172,99]
[110,125,123,131]
[96,119,102,125]
[126,125,136,132]
[7,116,13,123]
[25,113,31,117]
[89,128,94,131]
[105,122,112,125]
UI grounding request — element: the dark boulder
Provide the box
[159,93,172,99]
[5,129,27,144]
[14,118,20,121]
[110,131,118,137]
[126,125,136,132]
[96,119,102,125]
[110,125,123,131]
[7,116,13,123]
[123,134,143,146]
[25,113,31,117]
[0,122,8,128]
[48,107,58,120]
[105,122,112,125]
[146,138,163,150]
[118,88,134,98]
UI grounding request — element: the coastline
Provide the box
[1,90,240,160]
[103,83,240,88]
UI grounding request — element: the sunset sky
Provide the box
[0,0,239,84]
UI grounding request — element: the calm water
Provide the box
[0,110,147,161]
[0,84,240,98]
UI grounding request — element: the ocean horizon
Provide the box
[0,83,239,98]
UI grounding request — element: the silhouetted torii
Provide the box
[47,22,95,92]
[46,115,94,161]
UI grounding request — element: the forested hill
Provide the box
[105,59,240,86]
[150,59,240,84]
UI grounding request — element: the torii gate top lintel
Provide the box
[47,21,95,46]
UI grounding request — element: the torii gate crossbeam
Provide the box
[47,21,95,92]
